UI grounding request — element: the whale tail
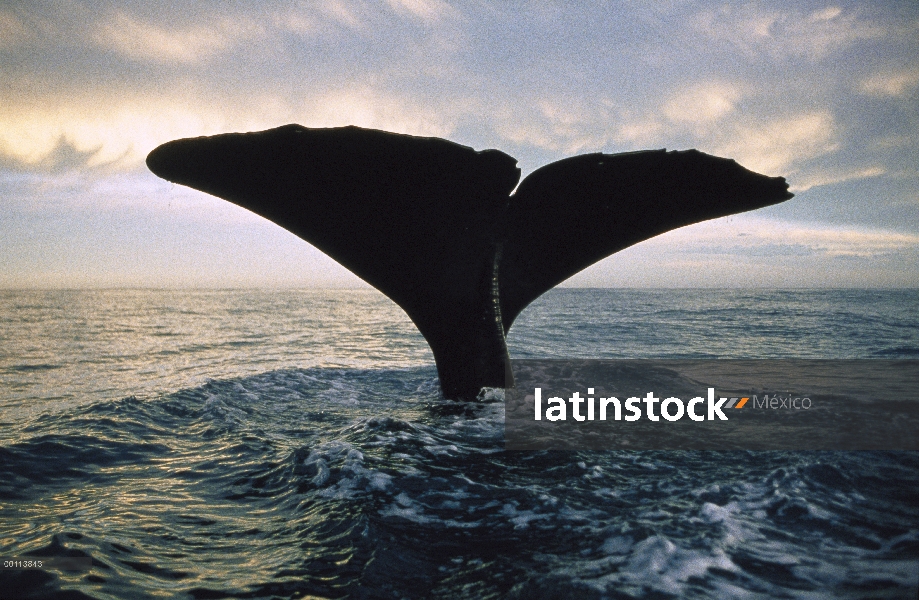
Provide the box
[146,125,792,398]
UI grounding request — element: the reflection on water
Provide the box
[1,289,918,598]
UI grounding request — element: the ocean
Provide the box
[1,288,918,599]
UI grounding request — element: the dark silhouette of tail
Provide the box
[146,125,793,398]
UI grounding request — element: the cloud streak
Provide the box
[691,5,887,61]
[714,111,838,175]
[859,70,919,97]
[386,0,458,23]
[563,216,919,288]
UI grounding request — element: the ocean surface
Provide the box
[1,288,918,599]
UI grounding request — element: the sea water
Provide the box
[1,289,917,598]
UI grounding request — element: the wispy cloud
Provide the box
[0,94,237,167]
[488,85,837,178]
[489,96,616,154]
[0,137,111,174]
[663,84,740,126]
[714,112,837,175]
[790,166,886,193]
[273,1,409,36]
[615,120,665,147]
[859,71,919,97]
[563,216,919,287]
[692,5,886,61]
[386,0,457,23]
[92,11,261,64]
[315,0,368,30]
[272,8,320,36]
[0,83,462,171]
[298,88,458,138]
[670,217,919,259]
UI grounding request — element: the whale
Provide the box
[146,124,793,399]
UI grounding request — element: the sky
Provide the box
[1,0,918,288]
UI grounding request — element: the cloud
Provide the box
[298,88,458,138]
[714,112,837,175]
[0,84,460,172]
[649,216,919,259]
[485,80,839,178]
[272,9,320,35]
[692,5,886,61]
[488,97,614,154]
[486,94,824,183]
[92,11,261,64]
[0,94,237,167]
[663,84,740,125]
[273,1,426,36]
[859,71,919,97]
[386,0,457,23]
[0,137,111,174]
[315,0,369,30]
[615,120,666,146]
[560,215,919,288]
[790,166,886,193]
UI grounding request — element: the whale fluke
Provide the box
[146,124,793,399]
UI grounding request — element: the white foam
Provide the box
[500,502,550,529]
[618,535,738,595]
[298,441,394,499]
